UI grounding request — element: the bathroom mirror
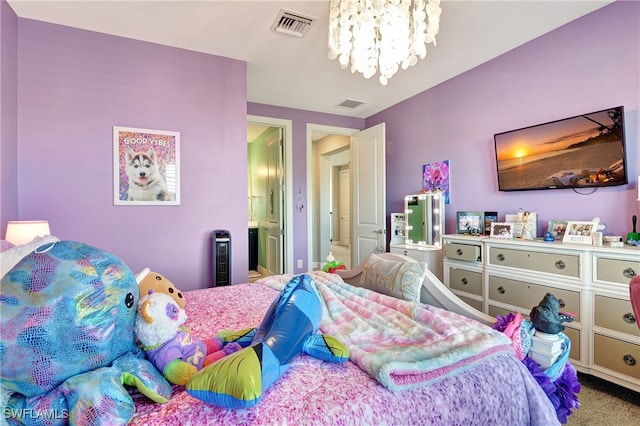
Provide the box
[404,191,445,247]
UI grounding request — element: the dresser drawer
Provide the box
[488,275,580,321]
[459,295,483,312]
[445,243,480,262]
[487,247,580,278]
[596,257,639,284]
[594,295,640,337]
[449,268,482,296]
[593,334,640,379]
[488,305,581,361]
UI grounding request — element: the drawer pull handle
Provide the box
[623,268,637,278]
[456,248,463,256]
[555,260,566,270]
[461,278,468,285]
[623,354,636,367]
[497,253,505,262]
[497,286,506,295]
[623,313,636,324]
[558,299,566,309]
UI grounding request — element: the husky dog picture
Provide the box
[125,147,174,201]
[113,126,180,205]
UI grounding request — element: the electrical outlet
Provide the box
[297,259,303,269]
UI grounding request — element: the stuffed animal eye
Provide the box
[169,288,175,294]
[125,292,135,308]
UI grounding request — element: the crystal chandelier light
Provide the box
[328,0,442,86]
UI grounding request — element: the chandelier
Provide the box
[328,0,442,86]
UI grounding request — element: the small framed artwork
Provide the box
[505,213,524,238]
[422,160,451,204]
[490,222,514,239]
[484,211,498,235]
[548,220,568,239]
[456,211,483,235]
[562,221,596,245]
[113,126,180,205]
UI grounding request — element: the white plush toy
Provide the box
[134,292,242,385]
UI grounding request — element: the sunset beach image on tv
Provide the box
[494,106,628,192]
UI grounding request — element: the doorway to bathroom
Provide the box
[247,115,293,281]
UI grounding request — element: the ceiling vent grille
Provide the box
[338,99,366,109]
[271,9,316,38]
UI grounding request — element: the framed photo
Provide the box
[484,211,498,235]
[456,211,483,235]
[422,160,450,204]
[562,221,597,245]
[505,213,524,238]
[548,220,568,239]
[113,126,180,205]
[490,222,514,239]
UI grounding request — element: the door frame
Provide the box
[306,123,360,270]
[248,115,293,274]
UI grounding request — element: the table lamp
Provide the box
[5,220,51,245]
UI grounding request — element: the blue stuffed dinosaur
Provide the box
[0,240,172,425]
[187,273,349,409]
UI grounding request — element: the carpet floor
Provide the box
[566,373,639,425]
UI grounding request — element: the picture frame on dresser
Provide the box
[548,220,568,239]
[484,211,498,235]
[562,221,596,245]
[456,211,483,235]
[490,222,514,239]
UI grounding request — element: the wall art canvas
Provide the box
[423,160,450,204]
[113,126,180,205]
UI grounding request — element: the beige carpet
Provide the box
[566,373,639,425]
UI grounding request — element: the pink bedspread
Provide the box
[130,282,559,425]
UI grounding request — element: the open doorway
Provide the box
[306,124,359,271]
[247,116,293,279]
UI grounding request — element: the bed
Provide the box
[1,241,561,425]
[130,255,560,425]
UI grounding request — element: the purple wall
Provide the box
[247,102,364,272]
[0,0,18,234]
[16,19,247,291]
[3,1,637,290]
[369,1,639,238]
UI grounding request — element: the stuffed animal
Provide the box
[187,274,349,409]
[0,240,172,426]
[137,267,185,309]
[135,292,253,385]
[530,292,575,334]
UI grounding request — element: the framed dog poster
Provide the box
[113,126,180,205]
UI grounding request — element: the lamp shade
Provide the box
[5,221,51,245]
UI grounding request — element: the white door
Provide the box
[351,123,386,266]
[339,169,350,246]
[266,129,283,275]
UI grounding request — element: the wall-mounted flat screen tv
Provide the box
[494,106,628,192]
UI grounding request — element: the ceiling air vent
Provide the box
[338,99,366,109]
[271,9,316,38]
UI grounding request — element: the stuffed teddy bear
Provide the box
[135,291,249,385]
[136,267,185,309]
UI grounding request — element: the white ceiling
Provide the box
[8,0,613,127]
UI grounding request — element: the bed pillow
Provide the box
[0,235,60,278]
[1,240,15,252]
[359,254,426,302]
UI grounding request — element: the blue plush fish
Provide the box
[186,274,349,409]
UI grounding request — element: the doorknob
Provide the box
[374,229,385,234]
